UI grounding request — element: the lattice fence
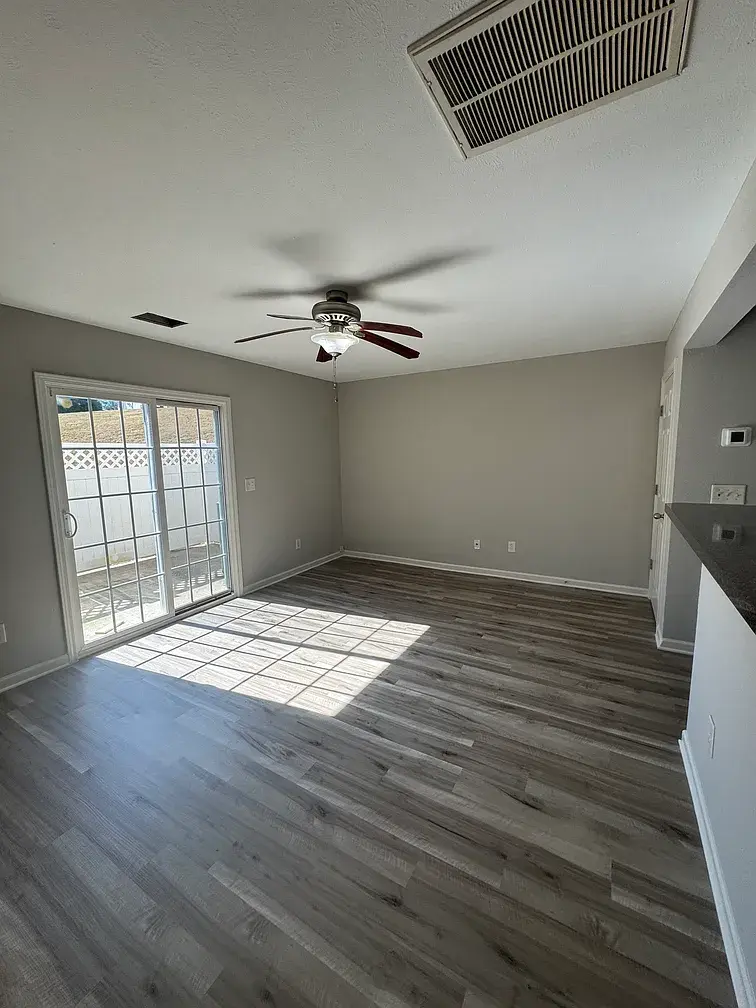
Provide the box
[62,444,218,470]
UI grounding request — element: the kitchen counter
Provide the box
[666,502,756,633]
[666,503,756,997]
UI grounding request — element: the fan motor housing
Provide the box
[312,290,361,325]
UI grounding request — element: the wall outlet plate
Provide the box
[712,523,742,543]
[710,484,746,504]
[244,477,256,492]
[473,539,481,550]
[720,426,752,447]
[507,541,516,553]
[295,538,301,550]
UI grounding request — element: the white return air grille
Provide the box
[409,0,693,157]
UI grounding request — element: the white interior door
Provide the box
[649,369,675,616]
[37,378,239,659]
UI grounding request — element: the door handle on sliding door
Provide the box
[62,509,78,539]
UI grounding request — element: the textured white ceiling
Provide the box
[1,0,755,381]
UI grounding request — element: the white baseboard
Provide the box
[243,552,341,595]
[680,730,755,1008]
[0,654,71,695]
[655,626,695,655]
[343,551,648,598]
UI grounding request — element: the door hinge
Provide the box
[659,405,664,417]
[649,558,653,570]
[654,483,659,495]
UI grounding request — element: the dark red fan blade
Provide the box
[358,331,420,359]
[316,346,331,363]
[234,326,311,344]
[360,321,422,338]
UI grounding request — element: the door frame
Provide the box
[649,359,679,634]
[35,372,244,662]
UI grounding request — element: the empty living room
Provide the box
[2,0,756,1005]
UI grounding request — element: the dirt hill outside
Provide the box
[58,406,216,445]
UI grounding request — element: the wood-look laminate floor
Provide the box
[0,559,734,1007]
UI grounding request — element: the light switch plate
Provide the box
[244,478,256,492]
[710,484,746,504]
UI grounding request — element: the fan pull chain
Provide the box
[333,355,338,403]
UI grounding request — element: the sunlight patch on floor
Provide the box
[101,596,429,714]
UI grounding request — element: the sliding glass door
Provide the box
[156,402,230,611]
[57,395,169,645]
[39,378,237,657]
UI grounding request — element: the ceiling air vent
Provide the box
[132,312,187,328]
[409,0,694,157]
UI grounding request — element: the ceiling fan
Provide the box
[234,239,475,313]
[233,289,422,362]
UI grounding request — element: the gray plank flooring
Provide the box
[0,558,734,1007]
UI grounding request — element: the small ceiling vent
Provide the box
[132,312,187,328]
[409,0,694,157]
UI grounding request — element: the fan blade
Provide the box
[360,321,423,339]
[268,234,330,275]
[358,251,474,289]
[234,286,322,300]
[369,296,448,314]
[267,313,314,321]
[232,244,479,302]
[316,346,331,363]
[234,326,311,344]
[357,331,420,359]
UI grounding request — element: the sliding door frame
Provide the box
[35,372,244,663]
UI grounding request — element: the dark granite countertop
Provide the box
[666,503,756,633]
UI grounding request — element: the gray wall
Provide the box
[0,305,342,679]
[339,343,664,589]
[685,566,756,993]
[663,313,756,642]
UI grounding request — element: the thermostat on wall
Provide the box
[721,426,752,447]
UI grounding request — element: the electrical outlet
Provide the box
[473,539,481,550]
[712,523,742,543]
[710,484,746,504]
[244,477,256,492]
[507,541,516,553]
[295,538,301,550]
[707,715,716,759]
[0,623,6,645]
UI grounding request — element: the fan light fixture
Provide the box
[311,326,358,357]
[233,286,423,362]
